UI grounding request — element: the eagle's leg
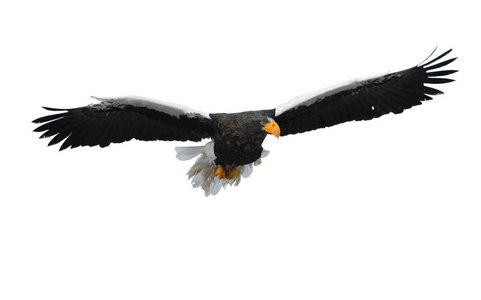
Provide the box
[226,167,238,180]
[215,166,238,180]
[215,166,226,179]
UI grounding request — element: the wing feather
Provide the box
[33,96,214,150]
[274,49,457,136]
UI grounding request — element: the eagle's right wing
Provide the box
[33,96,214,150]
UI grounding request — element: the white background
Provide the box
[1,0,480,299]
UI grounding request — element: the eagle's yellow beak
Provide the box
[262,121,280,138]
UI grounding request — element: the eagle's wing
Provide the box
[273,49,457,136]
[33,96,214,150]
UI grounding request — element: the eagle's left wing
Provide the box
[273,49,457,136]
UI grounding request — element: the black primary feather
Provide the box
[33,101,214,150]
[272,49,457,136]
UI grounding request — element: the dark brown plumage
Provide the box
[210,111,274,166]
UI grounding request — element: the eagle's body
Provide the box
[210,111,273,166]
[33,49,457,195]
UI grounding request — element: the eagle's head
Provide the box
[261,117,280,138]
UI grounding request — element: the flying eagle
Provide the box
[33,49,457,196]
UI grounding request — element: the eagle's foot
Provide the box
[215,166,238,180]
[226,167,238,180]
[215,166,226,179]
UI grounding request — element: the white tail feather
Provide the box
[175,145,205,161]
[241,164,253,178]
[175,142,269,196]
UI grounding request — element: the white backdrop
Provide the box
[1,0,480,299]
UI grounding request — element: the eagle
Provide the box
[33,49,456,196]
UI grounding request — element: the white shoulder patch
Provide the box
[91,95,211,119]
[275,72,389,117]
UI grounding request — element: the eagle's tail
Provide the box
[175,142,269,196]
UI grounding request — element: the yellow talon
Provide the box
[226,167,238,180]
[215,166,226,179]
[215,166,238,180]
